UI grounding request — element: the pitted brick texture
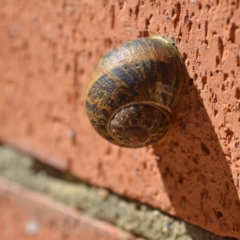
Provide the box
[0,0,239,238]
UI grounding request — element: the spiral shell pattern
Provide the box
[85,36,186,148]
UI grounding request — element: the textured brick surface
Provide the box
[0,0,240,238]
[2,145,235,240]
[0,177,142,240]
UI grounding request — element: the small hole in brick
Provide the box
[188,21,193,32]
[138,31,149,37]
[216,56,220,65]
[229,23,237,43]
[145,18,150,29]
[182,52,187,61]
[188,78,194,86]
[173,141,179,147]
[194,73,198,80]
[216,211,223,218]
[178,176,184,184]
[221,84,225,91]
[237,56,240,66]
[235,87,240,99]
[231,70,236,78]
[193,158,199,164]
[179,30,183,40]
[223,73,229,80]
[214,109,218,116]
[129,8,132,16]
[218,37,224,57]
[198,2,202,10]
[201,143,210,155]
[235,142,239,148]
[135,4,139,17]
[202,76,207,89]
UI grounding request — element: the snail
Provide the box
[85,36,186,148]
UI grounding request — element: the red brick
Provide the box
[0,177,142,240]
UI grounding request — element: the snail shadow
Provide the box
[152,73,240,237]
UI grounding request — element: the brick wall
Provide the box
[0,0,239,238]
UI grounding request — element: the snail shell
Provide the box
[85,36,186,148]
